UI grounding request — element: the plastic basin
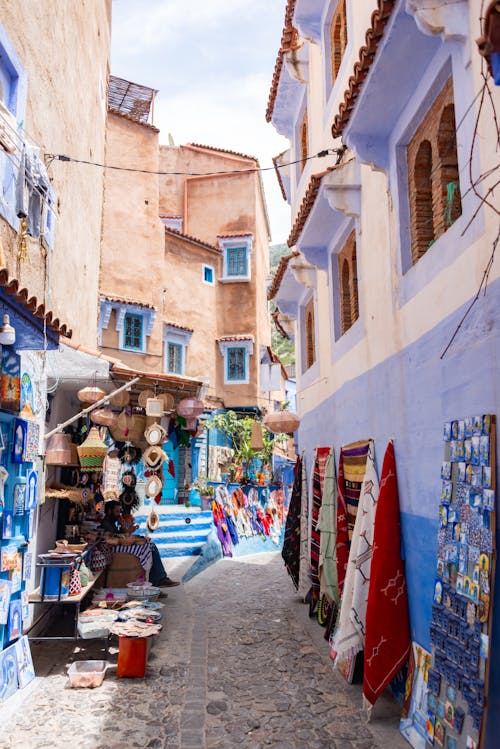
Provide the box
[67,660,107,688]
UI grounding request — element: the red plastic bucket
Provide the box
[116,636,149,677]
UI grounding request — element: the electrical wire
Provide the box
[44,148,343,177]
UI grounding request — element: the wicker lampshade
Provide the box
[45,433,73,465]
[263,410,300,435]
[176,398,204,418]
[77,427,108,470]
[90,406,118,428]
[77,386,106,405]
[250,421,264,450]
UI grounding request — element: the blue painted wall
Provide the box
[297,278,500,746]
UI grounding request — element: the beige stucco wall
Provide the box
[0,0,111,347]
[99,112,165,362]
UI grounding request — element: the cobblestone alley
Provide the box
[0,553,407,749]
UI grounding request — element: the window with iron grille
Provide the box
[226,247,247,277]
[167,342,183,374]
[227,347,246,381]
[124,313,143,350]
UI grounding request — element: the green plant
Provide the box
[193,475,214,496]
[206,411,283,480]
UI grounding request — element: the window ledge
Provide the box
[218,276,251,284]
[225,378,249,385]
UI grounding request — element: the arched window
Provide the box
[305,298,315,369]
[330,0,347,84]
[341,258,352,334]
[412,139,434,264]
[351,243,359,323]
[437,103,462,233]
[300,112,308,173]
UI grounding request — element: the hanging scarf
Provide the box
[332,441,379,662]
[363,441,410,708]
[317,450,338,604]
[281,457,302,589]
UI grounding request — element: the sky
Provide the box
[111,0,291,245]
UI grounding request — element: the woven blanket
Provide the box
[281,457,302,590]
[332,441,378,662]
[336,440,370,598]
[317,450,338,603]
[310,448,332,600]
[363,441,410,707]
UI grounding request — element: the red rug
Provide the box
[363,441,411,706]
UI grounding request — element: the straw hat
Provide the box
[145,474,163,498]
[143,445,166,469]
[137,389,155,408]
[110,411,146,443]
[144,422,167,446]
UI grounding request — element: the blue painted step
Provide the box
[136,508,214,558]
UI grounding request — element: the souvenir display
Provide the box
[7,599,22,641]
[25,469,38,511]
[2,510,13,538]
[0,579,12,625]
[22,553,32,581]
[400,644,433,749]
[1,545,18,572]
[0,643,18,701]
[11,418,27,464]
[23,419,40,463]
[13,483,26,516]
[9,552,22,593]
[14,636,35,689]
[0,349,21,412]
[425,415,495,749]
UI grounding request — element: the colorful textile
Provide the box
[363,441,410,707]
[317,450,338,603]
[298,451,310,599]
[281,457,302,590]
[332,441,379,661]
[336,441,370,597]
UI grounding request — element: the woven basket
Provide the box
[137,389,155,409]
[77,427,108,470]
[109,411,147,443]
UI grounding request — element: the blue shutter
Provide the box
[124,313,143,350]
[227,347,246,381]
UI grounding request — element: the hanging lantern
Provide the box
[263,410,300,435]
[76,427,108,471]
[90,407,118,428]
[77,386,106,405]
[176,398,204,418]
[45,433,73,466]
[250,421,264,450]
[185,417,198,432]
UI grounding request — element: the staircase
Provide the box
[135,507,214,558]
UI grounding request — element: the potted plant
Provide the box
[193,476,215,510]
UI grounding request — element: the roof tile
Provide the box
[0,267,72,338]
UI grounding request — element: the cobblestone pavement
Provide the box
[0,552,408,749]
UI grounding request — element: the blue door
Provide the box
[161,441,178,505]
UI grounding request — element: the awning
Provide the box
[110,365,202,406]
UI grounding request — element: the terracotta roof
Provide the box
[266,0,300,123]
[331,0,396,139]
[267,250,300,300]
[101,295,156,310]
[108,74,157,125]
[272,309,291,340]
[186,143,259,164]
[217,334,254,342]
[287,170,331,247]
[217,233,253,239]
[108,109,160,133]
[0,267,72,338]
[267,346,288,382]
[165,227,221,254]
[164,321,194,333]
[273,152,289,201]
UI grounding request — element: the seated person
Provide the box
[100,501,179,588]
